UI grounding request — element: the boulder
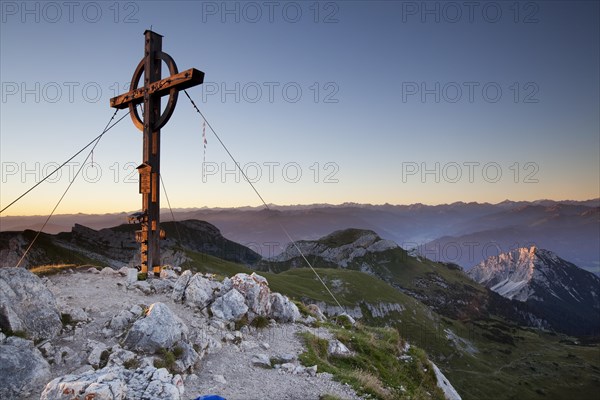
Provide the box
[328,339,352,357]
[86,339,109,368]
[123,302,188,353]
[173,341,199,373]
[269,293,301,322]
[0,337,51,399]
[183,274,221,309]
[230,273,271,319]
[307,304,326,321]
[172,270,192,302]
[40,365,184,400]
[109,309,137,332]
[0,267,62,341]
[210,289,248,321]
[251,353,272,368]
[60,306,90,323]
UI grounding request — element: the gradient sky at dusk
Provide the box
[1,1,598,215]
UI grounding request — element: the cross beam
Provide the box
[110,30,204,278]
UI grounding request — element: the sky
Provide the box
[0,0,599,216]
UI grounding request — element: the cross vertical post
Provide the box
[110,30,204,278]
[143,30,161,277]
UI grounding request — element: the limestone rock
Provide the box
[210,289,248,321]
[86,339,109,368]
[173,341,199,373]
[328,339,352,357]
[307,304,326,321]
[123,302,188,353]
[0,337,51,400]
[230,273,271,319]
[109,309,137,332]
[269,293,301,322]
[40,365,184,400]
[184,274,222,309]
[251,353,272,368]
[0,267,62,341]
[172,270,192,302]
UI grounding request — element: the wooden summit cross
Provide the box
[110,30,204,278]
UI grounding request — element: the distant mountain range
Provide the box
[2,199,598,273]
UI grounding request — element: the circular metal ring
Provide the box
[128,52,179,132]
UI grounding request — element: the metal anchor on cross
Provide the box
[110,30,204,278]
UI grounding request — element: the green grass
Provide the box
[22,230,109,269]
[299,323,446,400]
[182,250,253,277]
[30,263,101,276]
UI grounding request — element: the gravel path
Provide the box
[33,269,361,400]
[187,323,360,400]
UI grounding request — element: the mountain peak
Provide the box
[469,247,600,306]
[272,228,398,267]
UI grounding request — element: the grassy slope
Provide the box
[21,230,109,268]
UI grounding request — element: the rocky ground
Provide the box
[0,267,361,400]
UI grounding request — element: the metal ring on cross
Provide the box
[129,51,179,131]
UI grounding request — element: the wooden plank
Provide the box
[109,68,205,109]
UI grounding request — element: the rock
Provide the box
[230,273,271,319]
[61,306,90,323]
[118,266,130,276]
[213,374,227,384]
[431,362,462,400]
[185,373,201,387]
[0,337,51,399]
[261,342,270,350]
[306,365,318,377]
[210,289,248,321]
[109,309,137,332]
[54,345,79,365]
[107,346,137,368]
[0,267,62,341]
[365,302,404,318]
[293,365,306,375]
[281,362,296,373]
[100,267,118,275]
[150,278,174,294]
[269,293,301,322]
[328,339,352,356]
[123,302,189,353]
[131,280,153,295]
[307,304,326,321]
[173,341,199,373]
[88,267,100,274]
[86,340,109,368]
[126,268,139,285]
[251,353,272,369]
[0,332,5,342]
[40,365,184,400]
[130,304,143,316]
[184,274,222,309]
[172,270,192,302]
[272,353,296,364]
[338,313,356,326]
[160,268,178,280]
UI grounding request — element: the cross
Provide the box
[110,30,204,278]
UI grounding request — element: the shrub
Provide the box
[60,313,73,326]
[251,315,270,329]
